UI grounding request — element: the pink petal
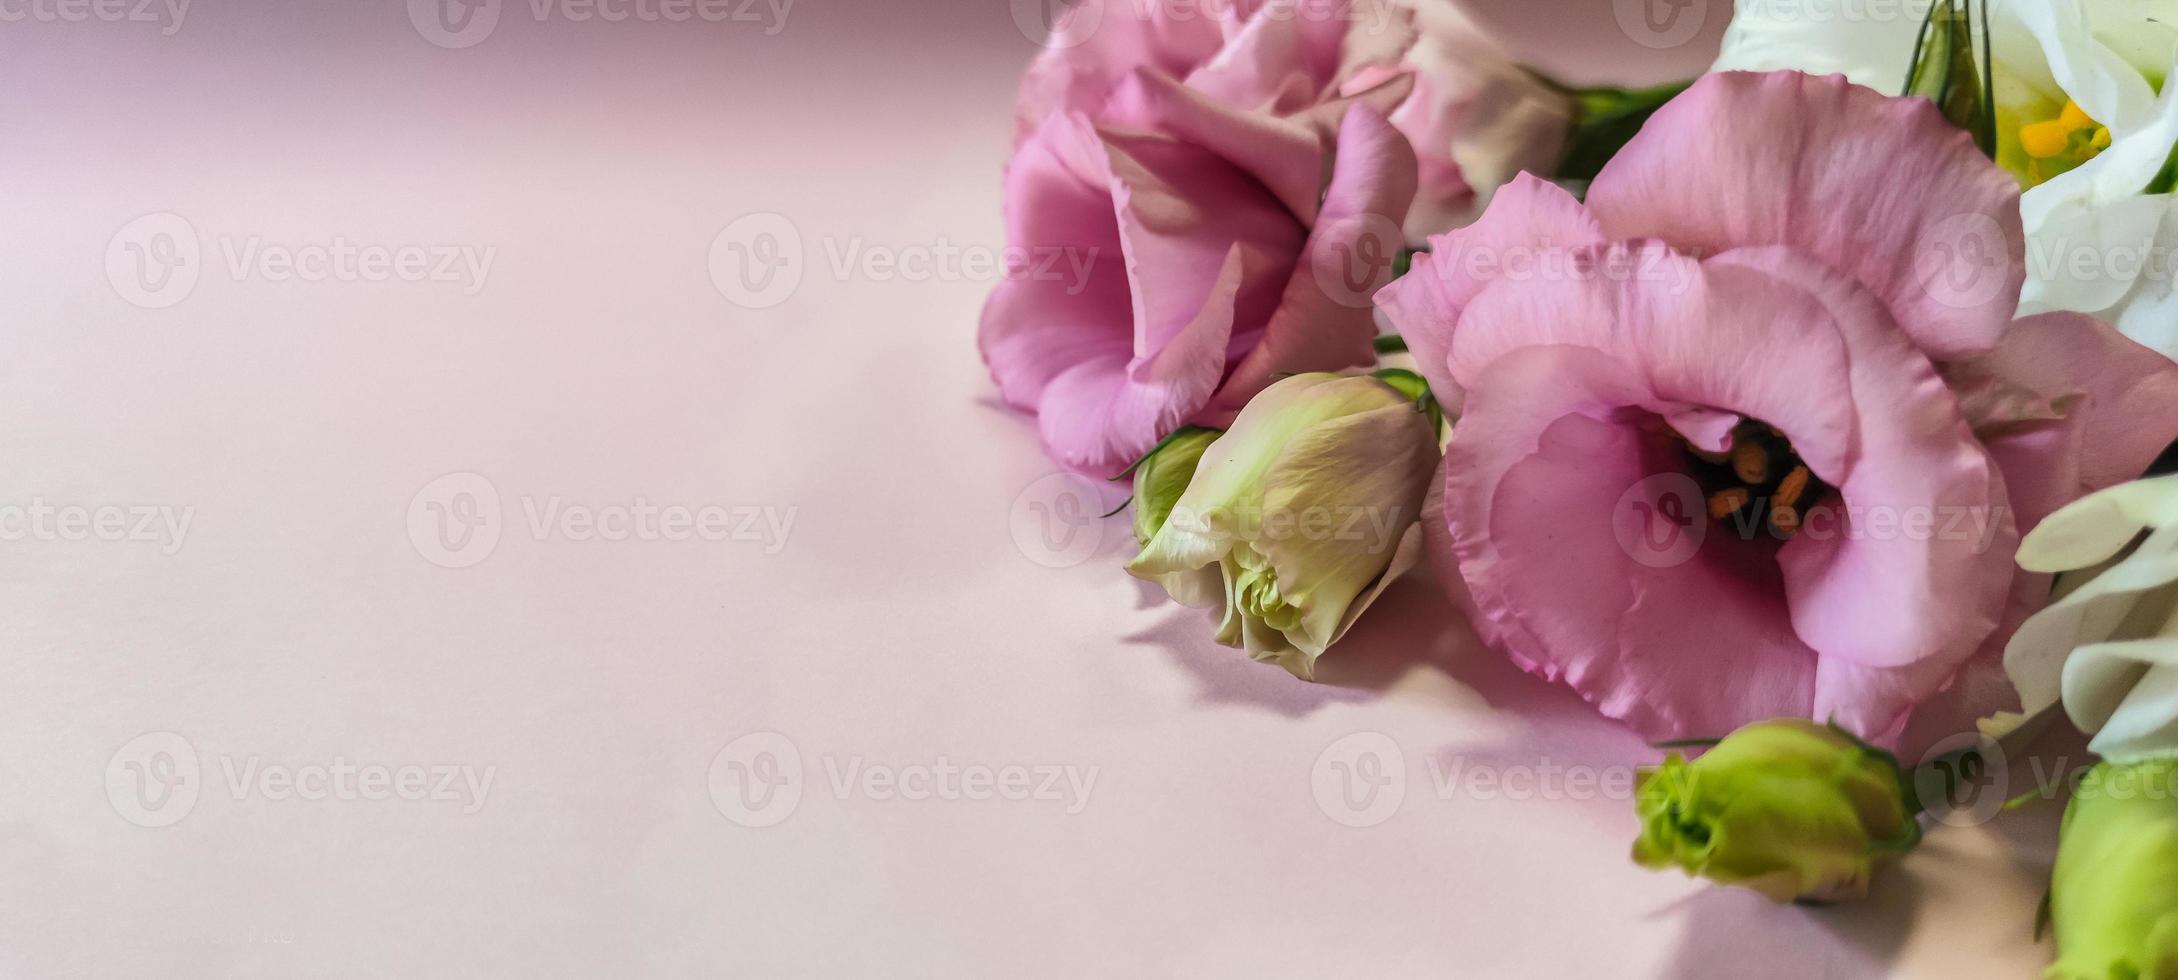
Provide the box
[980,114,1135,412]
[1374,173,1604,412]
[1953,311,2178,495]
[1205,104,1418,420]
[1037,248,1246,476]
[1180,0,1329,115]
[1097,128,1304,357]
[1012,0,1237,144]
[1586,71,2025,361]
[1705,248,2014,733]
[1441,247,2019,739]
[1442,343,1817,738]
[1099,68,1331,225]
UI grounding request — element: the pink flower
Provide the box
[985,0,1420,476]
[1380,71,2178,742]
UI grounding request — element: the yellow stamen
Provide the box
[2021,119,2076,159]
[2060,99,2095,128]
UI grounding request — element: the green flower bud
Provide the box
[1632,719,1918,902]
[2048,758,2178,980]
[1131,427,1220,547]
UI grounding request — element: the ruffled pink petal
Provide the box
[1443,343,1818,738]
[979,113,1135,412]
[1707,248,2013,690]
[1037,248,1246,476]
[1205,104,1418,420]
[1586,71,2025,362]
[1374,173,1604,411]
[1013,0,1242,144]
[1180,0,1330,115]
[1099,68,1333,225]
[1096,128,1307,360]
[985,113,1309,476]
[1952,311,2178,495]
[1447,243,1858,480]
[1441,246,2021,739]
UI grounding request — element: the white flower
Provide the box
[2002,474,2178,761]
[1127,373,1439,679]
[1712,0,2178,362]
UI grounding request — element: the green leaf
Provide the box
[1542,77,1694,184]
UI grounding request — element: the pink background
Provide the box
[0,1,2066,976]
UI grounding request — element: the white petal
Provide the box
[2065,634,2178,760]
[1710,0,1927,91]
[2018,474,2178,571]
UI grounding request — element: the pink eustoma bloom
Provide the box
[984,0,1421,477]
[1381,71,2178,743]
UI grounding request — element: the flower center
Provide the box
[1678,420,1831,542]
[1233,558,1302,632]
[2016,99,2110,185]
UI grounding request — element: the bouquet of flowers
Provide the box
[982,0,2178,972]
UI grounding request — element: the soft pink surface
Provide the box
[0,2,2067,977]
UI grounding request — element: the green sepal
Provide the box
[1111,425,1219,482]
[1903,0,1995,157]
